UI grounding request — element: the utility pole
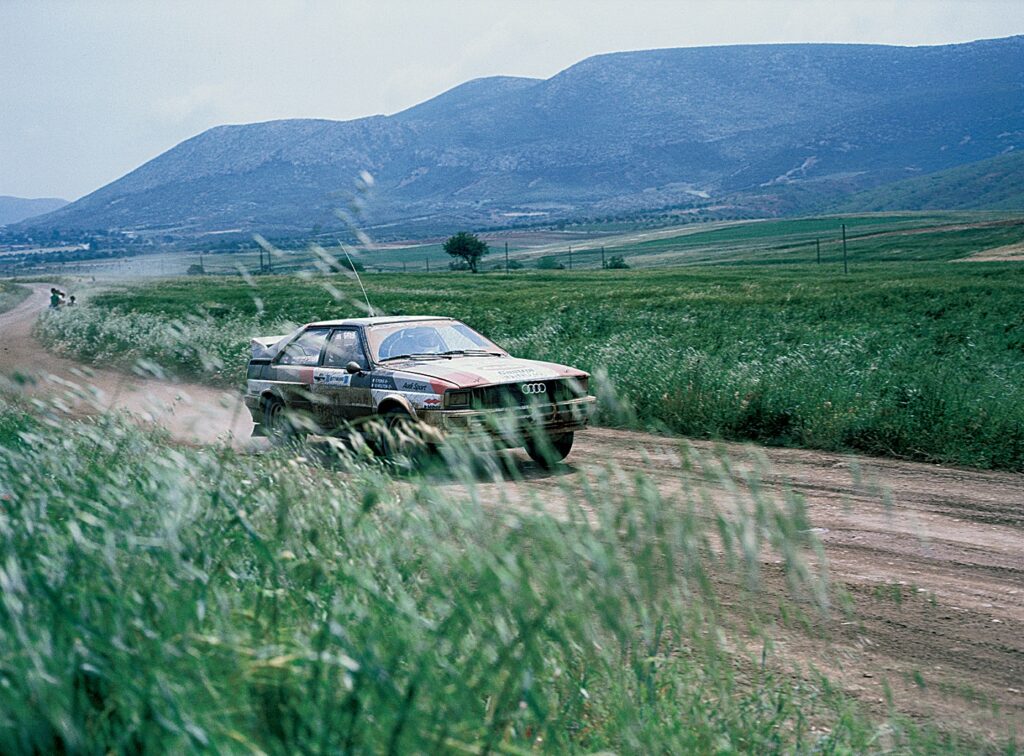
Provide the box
[402,261,406,273]
[505,241,509,274]
[842,224,848,274]
[568,246,573,270]
[199,254,204,274]
[815,238,820,265]
[426,257,429,273]
[601,246,606,269]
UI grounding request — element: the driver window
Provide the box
[277,328,330,366]
[324,329,368,369]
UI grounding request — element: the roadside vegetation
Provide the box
[37,261,1024,471]
[0,281,29,315]
[0,398,991,752]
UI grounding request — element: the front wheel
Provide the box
[375,408,421,458]
[524,431,574,468]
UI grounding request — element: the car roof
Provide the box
[306,315,455,328]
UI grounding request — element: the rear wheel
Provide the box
[263,396,304,444]
[524,431,574,468]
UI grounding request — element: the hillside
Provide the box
[20,36,1024,240]
[0,195,68,226]
[835,151,1024,212]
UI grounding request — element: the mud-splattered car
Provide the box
[244,316,595,464]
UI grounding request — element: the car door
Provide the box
[312,327,374,426]
[272,326,332,412]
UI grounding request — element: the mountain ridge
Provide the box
[20,35,1024,239]
[0,196,69,226]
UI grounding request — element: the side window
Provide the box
[277,328,330,366]
[323,329,368,369]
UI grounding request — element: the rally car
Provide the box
[244,316,596,464]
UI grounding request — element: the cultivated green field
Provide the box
[16,211,1022,278]
[38,260,1024,471]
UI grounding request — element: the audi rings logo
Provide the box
[521,382,547,395]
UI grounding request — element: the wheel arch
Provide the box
[260,388,284,409]
[376,394,417,419]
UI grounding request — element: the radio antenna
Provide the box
[340,245,374,316]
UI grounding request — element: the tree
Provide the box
[537,255,564,270]
[443,231,489,273]
[606,255,630,270]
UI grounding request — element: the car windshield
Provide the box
[367,320,505,362]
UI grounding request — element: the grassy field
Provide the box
[37,260,1024,471]
[12,211,1022,279]
[0,281,29,315]
[10,210,1024,750]
[0,398,992,752]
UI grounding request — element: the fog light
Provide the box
[446,389,471,408]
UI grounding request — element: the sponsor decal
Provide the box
[423,398,441,406]
[352,372,397,391]
[496,367,545,380]
[399,380,431,392]
[313,370,352,387]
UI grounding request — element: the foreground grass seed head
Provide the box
[0,396,955,752]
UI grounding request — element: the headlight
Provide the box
[567,376,588,395]
[445,389,471,408]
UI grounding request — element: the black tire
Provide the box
[524,431,574,468]
[263,396,301,445]
[376,408,415,458]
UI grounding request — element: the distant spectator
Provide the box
[49,288,61,309]
[68,295,76,306]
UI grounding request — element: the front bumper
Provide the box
[418,395,596,442]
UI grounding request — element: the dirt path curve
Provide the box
[2,282,1022,738]
[470,430,1023,737]
[0,283,253,445]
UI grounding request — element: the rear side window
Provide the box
[323,329,368,369]
[277,328,330,366]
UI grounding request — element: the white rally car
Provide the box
[244,316,596,464]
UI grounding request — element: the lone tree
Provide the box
[443,231,489,273]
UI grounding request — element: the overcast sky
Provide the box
[2,0,1022,200]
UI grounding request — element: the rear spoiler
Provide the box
[250,335,288,360]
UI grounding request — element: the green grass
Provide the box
[599,215,1024,267]
[0,281,29,315]
[837,151,1024,213]
[37,261,1024,471]
[0,400,997,752]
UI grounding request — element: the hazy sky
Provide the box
[2,0,1023,200]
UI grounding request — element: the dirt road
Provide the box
[2,282,1022,739]
[0,284,253,444]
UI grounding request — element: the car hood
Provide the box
[385,356,586,389]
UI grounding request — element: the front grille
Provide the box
[472,379,583,409]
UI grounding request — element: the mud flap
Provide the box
[251,423,267,438]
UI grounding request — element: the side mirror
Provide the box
[345,361,363,374]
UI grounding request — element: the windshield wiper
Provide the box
[440,349,503,357]
[379,352,445,362]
